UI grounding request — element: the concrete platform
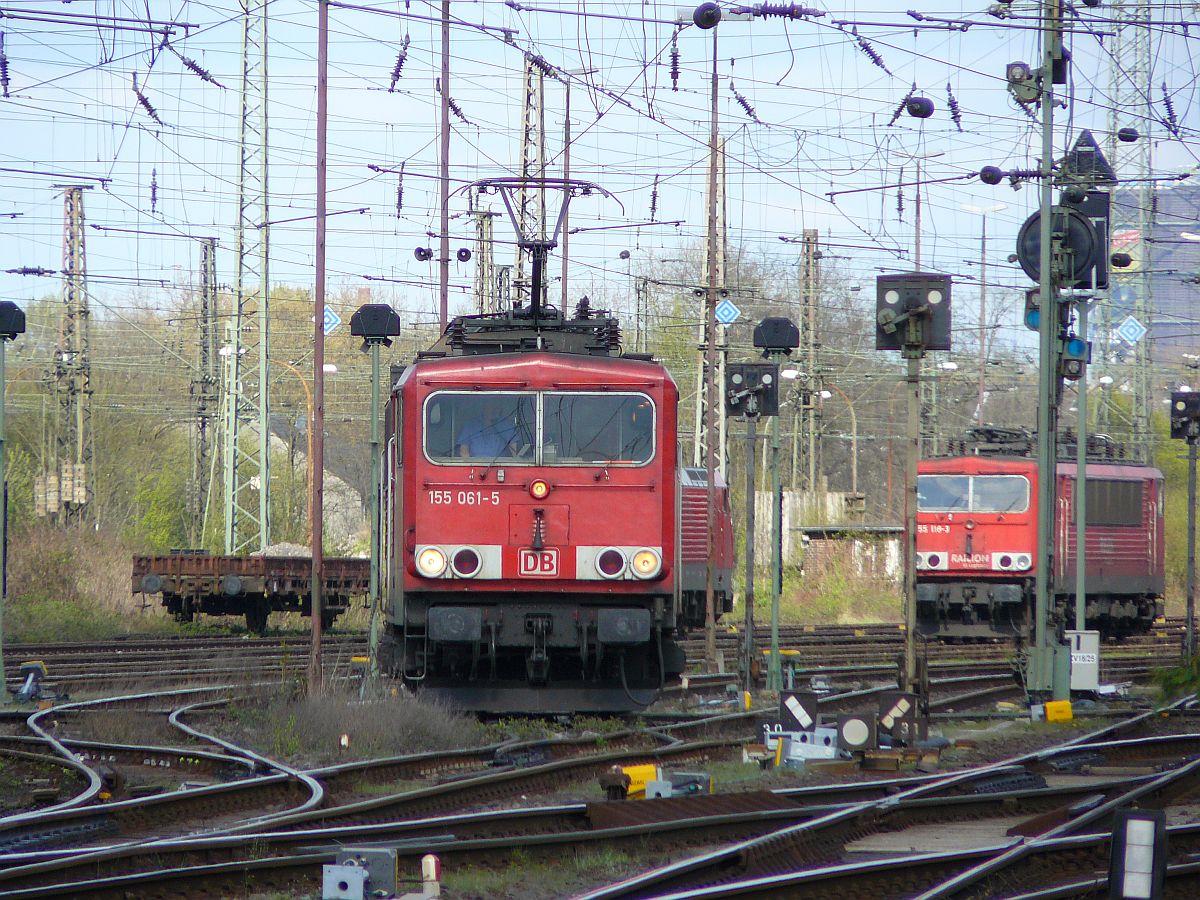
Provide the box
[845,816,1030,857]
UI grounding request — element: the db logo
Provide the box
[518,548,559,577]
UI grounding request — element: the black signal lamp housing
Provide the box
[0,301,26,341]
[753,316,800,355]
[351,303,403,348]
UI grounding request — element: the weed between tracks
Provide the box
[217,685,486,767]
[777,552,901,626]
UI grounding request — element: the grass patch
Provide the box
[773,550,901,625]
[443,846,638,899]
[4,524,195,643]
[218,684,486,768]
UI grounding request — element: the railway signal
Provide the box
[1172,390,1200,658]
[0,300,25,705]
[351,303,404,687]
[874,272,952,707]
[725,356,780,693]
[976,10,1139,702]
[753,316,799,692]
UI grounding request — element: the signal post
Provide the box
[752,318,799,691]
[351,303,404,687]
[725,349,783,694]
[875,273,952,702]
[1171,391,1200,659]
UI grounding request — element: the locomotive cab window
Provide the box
[424,392,536,464]
[542,392,654,465]
[917,475,969,512]
[918,474,1029,513]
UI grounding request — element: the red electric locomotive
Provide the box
[915,428,1164,641]
[379,300,735,713]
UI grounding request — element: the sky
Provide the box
[1,0,1198,360]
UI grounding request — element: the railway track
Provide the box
[0,621,1189,896]
[6,704,1200,897]
[3,619,1186,696]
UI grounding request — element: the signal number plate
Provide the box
[518,548,559,577]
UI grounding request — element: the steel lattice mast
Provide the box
[515,55,546,309]
[1106,0,1153,456]
[191,238,220,546]
[224,0,271,553]
[43,185,94,524]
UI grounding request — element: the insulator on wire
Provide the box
[649,175,659,222]
[0,31,10,99]
[896,172,904,222]
[946,83,963,131]
[388,34,411,92]
[131,72,164,126]
[396,163,405,216]
[888,87,913,126]
[855,33,891,75]
[448,98,472,125]
[669,32,680,92]
[169,44,224,88]
[730,81,760,123]
[527,53,556,78]
[150,168,158,214]
[754,4,825,19]
[1161,83,1180,137]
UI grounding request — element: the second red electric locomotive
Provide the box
[916,428,1164,641]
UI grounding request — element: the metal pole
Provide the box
[1075,299,1088,630]
[560,79,570,311]
[438,0,450,331]
[743,415,757,693]
[702,28,719,670]
[0,337,9,704]
[768,375,783,692]
[1032,0,1067,700]
[904,353,920,693]
[978,216,988,424]
[368,341,383,684]
[309,0,328,695]
[1188,436,1197,658]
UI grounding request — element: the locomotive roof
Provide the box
[919,455,1163,480]
[937,426,1141,463]
[419,296,637,359]
[397,348,675,392]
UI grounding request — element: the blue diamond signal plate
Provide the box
[714,298,741,325]
[1116,315,1147,346]
[323,305,343,336]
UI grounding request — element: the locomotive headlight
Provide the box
[596,548,627,579]
[417,547,447,577]
[529,479,550,500]
[631,548,662,579]
[451,547,481,578]
[1016,554,1032,570]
